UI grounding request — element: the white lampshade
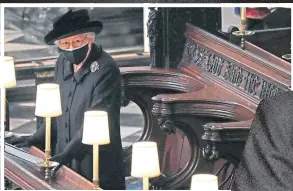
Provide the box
[35,83,62,117]
[1,56,16,88]
[82,111,110,145]
[190,174,218,190]
[131,141,160,178]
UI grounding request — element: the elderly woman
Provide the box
[7,9,125,190]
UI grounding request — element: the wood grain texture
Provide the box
[5,146,97,190]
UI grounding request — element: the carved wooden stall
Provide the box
[120,25,290,190]
[121,8,291,190]
[151,24,290,189]
[133,9,291,189]
[4,7,291,190]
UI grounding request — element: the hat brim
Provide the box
[44,20,103,45]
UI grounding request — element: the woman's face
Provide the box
[57,33,95,51]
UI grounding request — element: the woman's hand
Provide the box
[6,135,37,148]
[51,152,70,165]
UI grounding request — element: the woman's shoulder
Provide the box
[259,90,293,114]
[96,50,119,73]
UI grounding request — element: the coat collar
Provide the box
[63,43,102,84]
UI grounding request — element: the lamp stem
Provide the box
[45,117,51,162]
[143,177,149,190]
[240,7,247,33]
[93,144,99,190]
[45,117,51,181]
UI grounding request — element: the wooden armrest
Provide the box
[5,145,97,190]
[202,120,252,142]
[153,89,254,122]
[121,66,205,92]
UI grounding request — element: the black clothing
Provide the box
[44,9,103,45]
[232,91,293,191]
[33,44,125,189]
[6,135,37,148]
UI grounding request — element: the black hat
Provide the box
[44,9,103,45]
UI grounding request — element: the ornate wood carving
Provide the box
[223,63,243,87]
[181,40,287,99]
[260,80,283,99]
[147,8,159,46]
[147,8,221,69]
[120,77,130,107]
[147,8,160,67]
[244,72,261,96]
[202,143,219,161]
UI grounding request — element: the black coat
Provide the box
[232,91,293,191]
[33,44,125,189]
